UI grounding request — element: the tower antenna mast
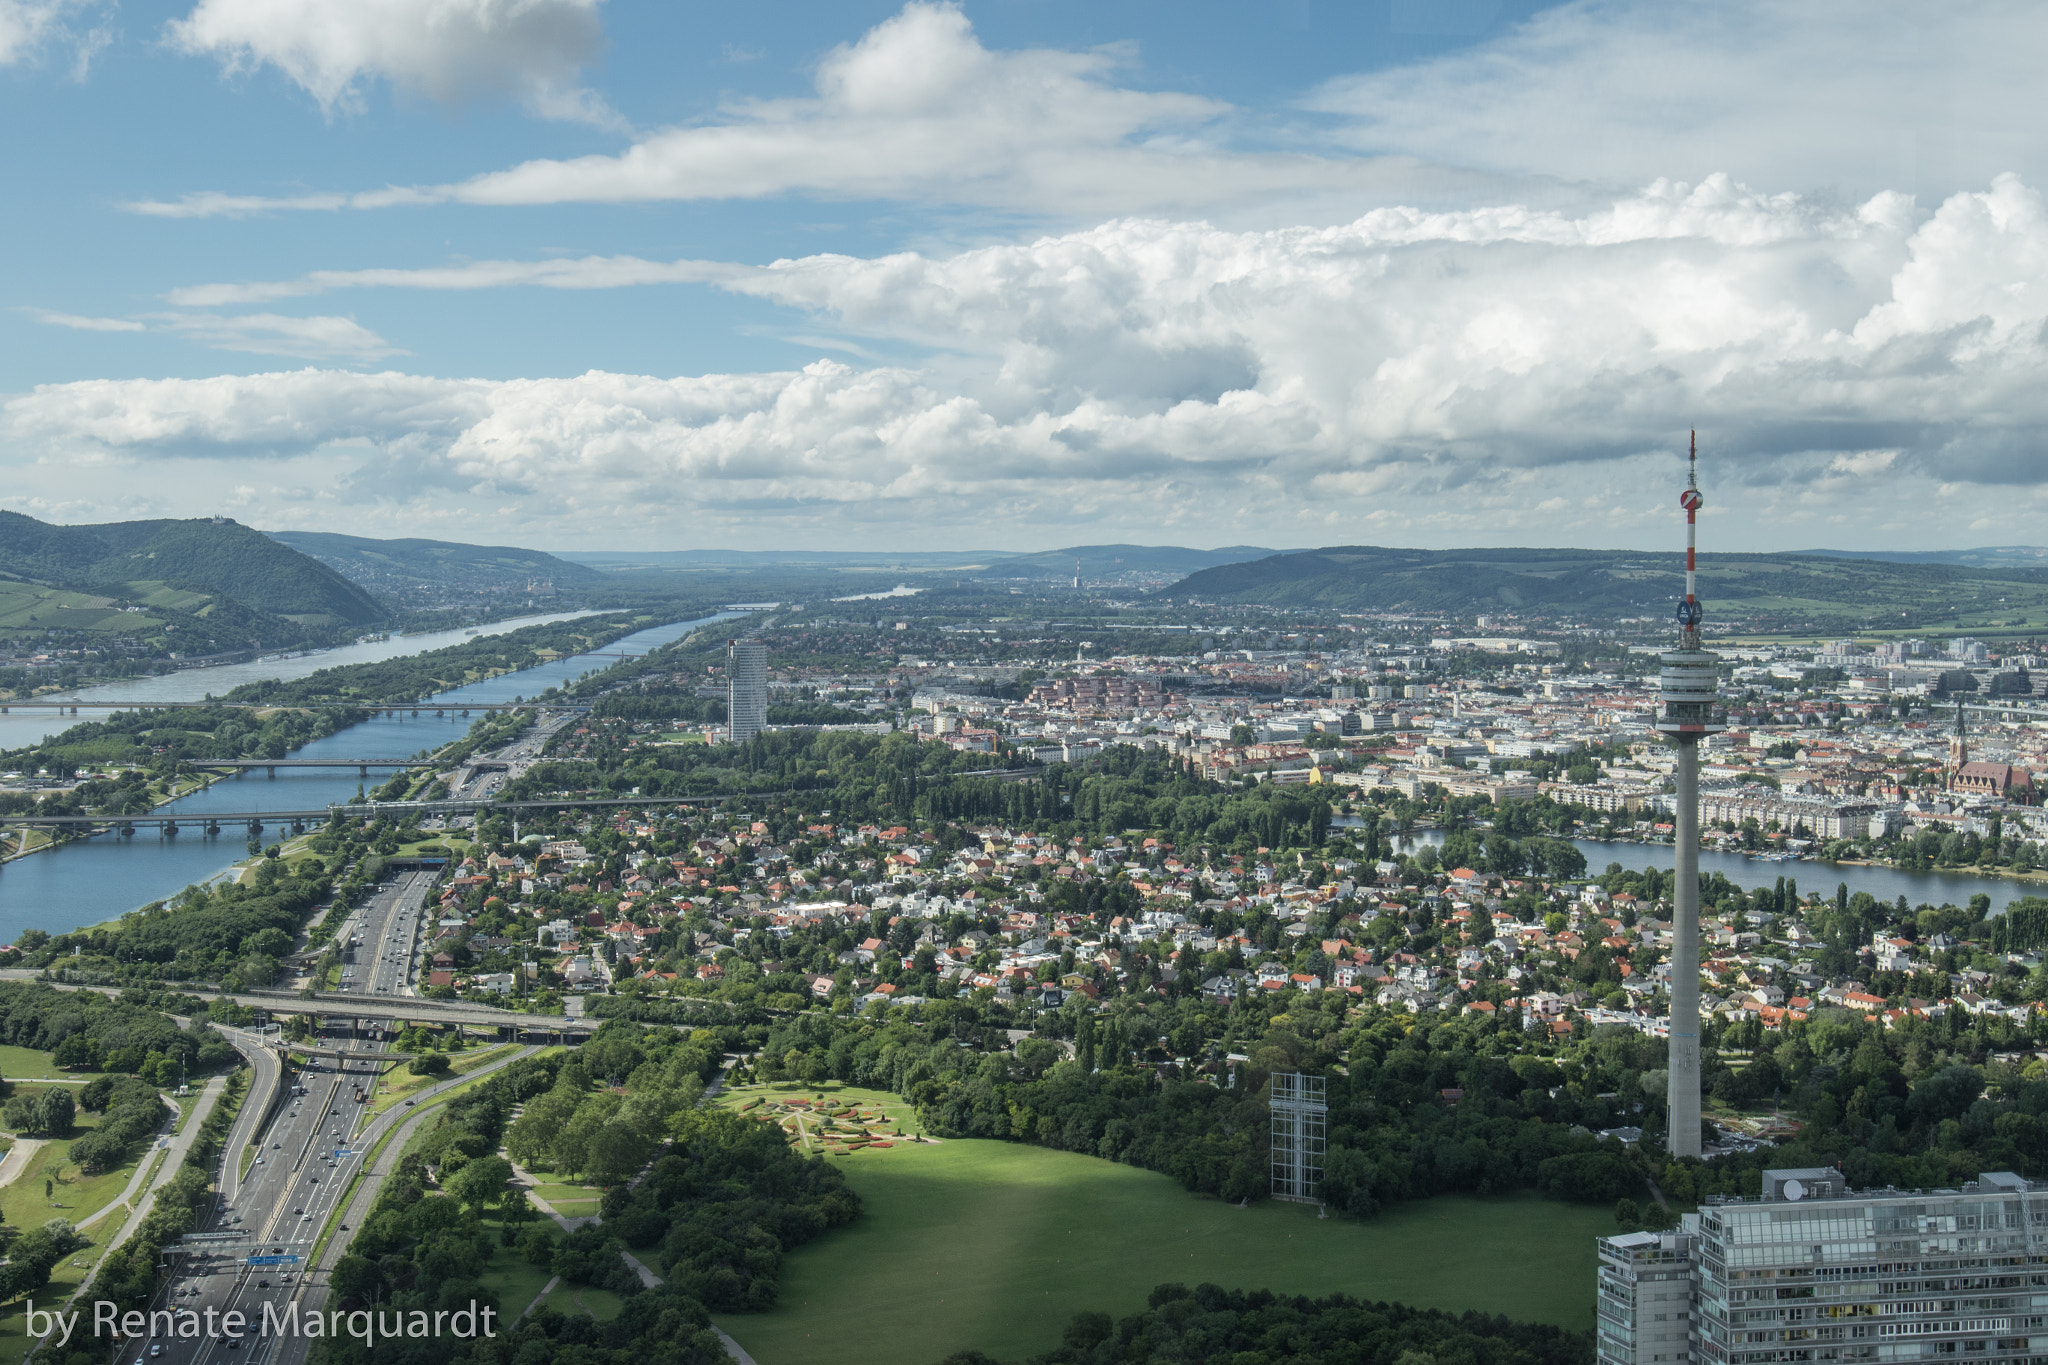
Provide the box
[1657,428,1722,1160]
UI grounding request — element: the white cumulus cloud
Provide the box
[23,175,2048,544]
[165,0,620,127]
[131,1,1479,220]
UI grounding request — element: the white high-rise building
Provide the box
[1598,1227,1697,1365]
[1598,1168,2048,1365]
[727,638,767,744]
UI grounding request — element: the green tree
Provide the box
[444,1155,513,1212]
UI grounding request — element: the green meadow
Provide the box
[718,1136,1607,1365]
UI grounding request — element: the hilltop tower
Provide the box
[1655,433,1724,1160]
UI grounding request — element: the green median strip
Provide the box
[310,1050,546,1263]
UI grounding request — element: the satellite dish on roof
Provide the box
[1783,1178,1806,1201]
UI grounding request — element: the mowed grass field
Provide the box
[717,1136,1608,1365]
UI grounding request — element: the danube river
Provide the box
[0,611,741,943]
[1383,828,2040,913]
[0,610,602,752]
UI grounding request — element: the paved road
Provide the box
[325,871,435,1001]
[65,1074,229,1312]
[0,973,599,1035]
[75,1095,185,1233]
[137,1030,403,1365]
[269,1045,542,1365]
[214,1030,284,1206]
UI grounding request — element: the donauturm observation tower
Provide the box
[1656,433,1724,1160]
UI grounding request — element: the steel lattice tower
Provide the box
[1270,1072,1326,1202]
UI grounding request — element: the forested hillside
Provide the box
[267,531,602,609]
[0,512,384,625]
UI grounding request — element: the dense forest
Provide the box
[320,1031,859,1365]
[714,980,2048,1225]
[943,1284,1593,1365]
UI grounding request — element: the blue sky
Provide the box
[4,0,2047,552]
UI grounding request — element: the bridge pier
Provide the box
[267,765,276,779]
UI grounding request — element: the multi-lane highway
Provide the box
[328,871,434,1000]
[146,1037,383,1365]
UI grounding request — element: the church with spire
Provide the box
[1945,698,2036,801]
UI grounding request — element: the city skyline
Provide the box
[5,1,2048,550]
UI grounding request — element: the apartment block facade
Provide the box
[1599,1169,2048,1365]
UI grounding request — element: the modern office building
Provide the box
[1597,1168,2048,1365]
[727,638,767,745]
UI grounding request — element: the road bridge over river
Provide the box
[0,771,1046,834]
[0,700,580,714]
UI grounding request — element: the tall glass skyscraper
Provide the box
[727,638,767,744]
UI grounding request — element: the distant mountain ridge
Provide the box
[1796,546,2048,569]
[1161,544,2048,634]
[555,543,1280,578]
[0,511,384,626]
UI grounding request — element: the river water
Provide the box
[0,610,603,752]
[0,611,741,941]
[1371,827,2040,913]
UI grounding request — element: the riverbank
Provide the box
[1384,826,2048,913]
[0,611,743,943]
[1568,833,2048,893]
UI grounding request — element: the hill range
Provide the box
[268,531,602,611]
[1160,545,2048,637]
[0,512,385,656]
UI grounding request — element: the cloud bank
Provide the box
[18,175,2048,543]
[1313,0,2048,203]
[132,2,1477,220]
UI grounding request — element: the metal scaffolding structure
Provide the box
[1270,1071,1326,1203]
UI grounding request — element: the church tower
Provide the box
[1946,699,1968,791]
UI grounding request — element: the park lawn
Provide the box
[477,1218,557,1319]
[562,1287,626,1322]
[0,1046,96,1084]
[0,1248,94,1365]
[531,1182,601,1213]
[0,1118,143,1230]
[367,1061,456,1118]
[718,1139,1608,1365]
